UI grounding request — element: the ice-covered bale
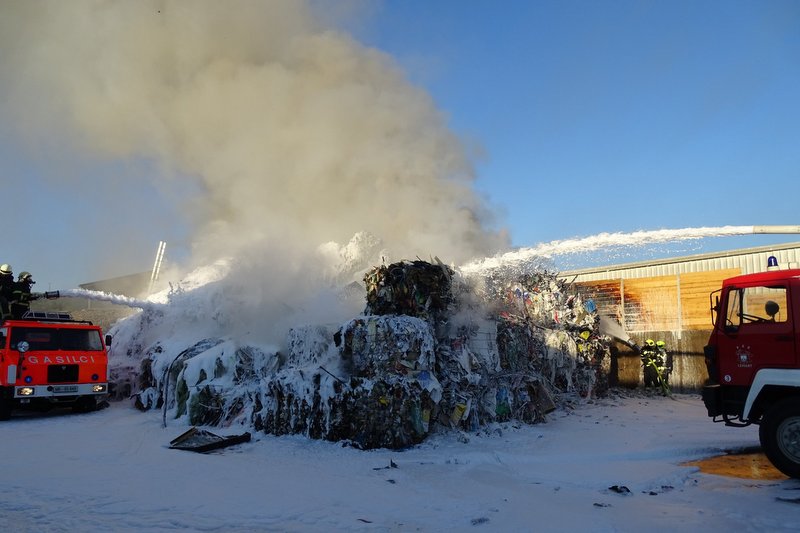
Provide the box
[336,315,437,378]
[130,338,280,426]
[285,325,335,367]
[248,317,442,448]
[253,371,438,449]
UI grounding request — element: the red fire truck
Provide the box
[702,257,800,478]
[0,311,110,420]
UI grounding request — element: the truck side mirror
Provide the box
[105,334,113,346]
[765,300,779,320]
[711,293,722,329]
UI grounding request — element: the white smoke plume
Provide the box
[0,2,507,266]
[0,0,508,337]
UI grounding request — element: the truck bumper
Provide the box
[13,383,109,400]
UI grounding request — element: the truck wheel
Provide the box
[72,396,97,414]
[760,398,800,479]
[0,387,11,421]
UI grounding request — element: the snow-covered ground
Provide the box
[2,392,798,532]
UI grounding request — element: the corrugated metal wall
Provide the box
[560,242,800,282]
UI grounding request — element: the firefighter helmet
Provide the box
[0,264,12,275]
[656,340,665,348]
[645,339,655,347]
[18,271,33,282]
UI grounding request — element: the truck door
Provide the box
[717,283,796,386]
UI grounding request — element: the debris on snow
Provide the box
[169,426,252,453]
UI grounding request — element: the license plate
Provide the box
[53,385,78,393]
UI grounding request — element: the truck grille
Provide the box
[48,364,79,383]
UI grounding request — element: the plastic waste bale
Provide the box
[336,315,437,379]
[327,375,439,449]
[252,369,441,449]
[286,325,335,367]
[131,338,280,428]
[131,338,225,412]
[363,260,454,321]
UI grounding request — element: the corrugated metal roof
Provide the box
[559,241,800,282]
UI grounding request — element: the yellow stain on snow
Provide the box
[683,451,788,480]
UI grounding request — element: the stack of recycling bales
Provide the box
[322,260,610,445]
[487,272,610,399]
[124,259,611,450]
[252,317,442,449]
[431,270,609,431]
[253,261,452,448]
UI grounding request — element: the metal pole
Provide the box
[154,241,166,281]
[620,278,626,331]
[676,273,682,340]
[149,241,166,293]
[751,225,800,234]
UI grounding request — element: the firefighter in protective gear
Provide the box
[641,338,670,395]
[655,340,672,388]
[576,328,592,353]
[641,339,659,388]
[10,271,35,320]
[0,264,13,319]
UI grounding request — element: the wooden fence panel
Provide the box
[574,268,741,333]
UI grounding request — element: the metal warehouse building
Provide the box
[560,242,800,391]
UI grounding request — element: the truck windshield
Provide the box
[9,327,104,351]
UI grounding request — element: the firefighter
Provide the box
[576,328,592,353]
[640,339,661,389]
[656,340,672,387]
[10,271,35,320]
[0,264,13,320]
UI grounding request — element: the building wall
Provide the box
[575,269,740,334]
[562,242,800,392]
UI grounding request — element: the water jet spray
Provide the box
[460,224,800,276]
[59,288,161,311]
[597,314,641,353]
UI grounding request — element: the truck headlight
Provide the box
[92,384,107,393]
[18,387,35,396]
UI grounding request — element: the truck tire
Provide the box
[0,387,11,421]
[759,397,800,479]
[72,396,97,414]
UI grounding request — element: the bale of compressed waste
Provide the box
[363,260,454,321]
[252,371,438,449]
[336,315,437,378]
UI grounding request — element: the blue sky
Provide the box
[357,1,800,247]
[1,0,799,290]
